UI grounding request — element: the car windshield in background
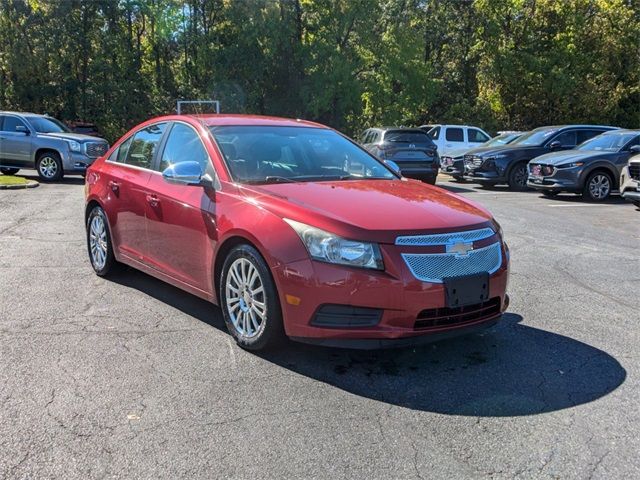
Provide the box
[577,132,638,152]
[385,131,433,144]
[485,133,521,146]
[513,128,559,146]
[26,116,71,133]
[211,126,397,185]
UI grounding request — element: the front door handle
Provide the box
[146,194,160,207]
[108,180,119,193]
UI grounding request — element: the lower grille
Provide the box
[85,142,109,158]
[414,297,500,330]
[629,164,640,181]
[311,304,382,328]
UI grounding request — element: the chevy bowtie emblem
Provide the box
[447,240,474,257]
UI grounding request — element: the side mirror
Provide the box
[549,140,562,149]
[162,161,212,187]
[384,160,402,176]
[15,125,29,135]
[629,145,640,153]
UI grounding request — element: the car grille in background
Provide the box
[85,142,109,158]
[414,297,501,330]
[464,154,482,169]
[629,164,640,181]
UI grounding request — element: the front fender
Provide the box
[578,162,620,189]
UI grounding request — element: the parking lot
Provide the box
[1,172,639,479]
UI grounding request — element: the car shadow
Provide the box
[16,170,85,185]
[436,183,477,194]
[537,193,628,204]
[111,268,626,417]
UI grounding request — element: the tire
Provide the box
[508,163,529,191]
[582,171,612,202]
[220,244,285,351]
[36,151,63,182]
[423,176,437,185]
[0,167,19,175]
[86,205,119,276]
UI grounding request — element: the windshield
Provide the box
[211,126,397,184]
[26,116,71,133]
[485,132,522,146]
[512,127,559,146]
[384,130,433,144]
[577,132,638,152]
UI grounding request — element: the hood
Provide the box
[38,132,106,143]
[533,149,616,166]
[239,179,494,244]
[466,143,541,158]
[442,147,472,159]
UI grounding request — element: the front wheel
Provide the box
[220,244,285,351]
[0,167,19,175]
[508,163,529,191]
[583,171,612,202]
[86,205,119,276]
[36,152,63,182]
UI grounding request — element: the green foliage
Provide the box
[0,0,637,142]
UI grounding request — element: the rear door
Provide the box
[103,123,167,263]
[144,121,216,293]
[380,130,438,167]
[0,115,33,166]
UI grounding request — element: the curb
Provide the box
[0,180,39,190]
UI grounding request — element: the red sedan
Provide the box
[85,115,510,350]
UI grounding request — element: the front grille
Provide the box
[85,142,109,158]
[396,228,495,246]
[402,242,502,283]
[629,164,640,181]
[414,297,501,330]
[464,154,482,169]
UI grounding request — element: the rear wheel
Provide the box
[36,151,63,182]
[0,167,19,175]
[220,244,285,351]
[583,171,612,202]
[508,163,529,191]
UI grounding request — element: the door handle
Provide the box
[146,194,159,207]
[108,180,119,193]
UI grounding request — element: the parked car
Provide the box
[527,130,640,201]
[67,121,101,138]
[441,131,523,181]
[427,124,491,156]
[464,125,618,190]
[0,111,109,181]
[620,152,640,207]
[359,127,439,184]
[85,115,510,351]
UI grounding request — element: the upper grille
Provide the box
[402,242,502,283]
[85,142,109,158]
[464,154,482,169]
[396,228,495,246]
[629,164,640,181]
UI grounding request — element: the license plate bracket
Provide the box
[444,272,490,308]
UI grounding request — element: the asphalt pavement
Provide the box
[1,172,639,479]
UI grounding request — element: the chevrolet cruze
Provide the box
[85,115,510,350]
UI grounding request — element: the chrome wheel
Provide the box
[39,156,58,179]
[588,174,610,200]
[225,258,266,338]
[89,214,108,270]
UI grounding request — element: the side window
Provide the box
[360,130,369,143]
[125,123,167,169]
[624,135,640,150]
[445,127,464,142]
[370,131,379,143]
[110,136,133,163]
[552,130,577,147]
[429,126,440,140]
[577,130,602,144]
[468,128,490,143]
[1,116,28,132]
[159,123,209,173]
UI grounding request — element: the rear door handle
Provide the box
[108,180,119,193]
[146,194,159,207]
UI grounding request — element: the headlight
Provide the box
[284,219,384,270]
[67,140,81,152]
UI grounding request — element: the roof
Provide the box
[534,125,619,130]
[188,114,328,129]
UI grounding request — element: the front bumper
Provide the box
[527,167,581,192]
[465,170,504,184]
[272,242,510,346]
[621,190,640,203]
[61,152,99,173]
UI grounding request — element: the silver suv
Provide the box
[0,111,109,181]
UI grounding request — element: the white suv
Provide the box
[425,124,491,156]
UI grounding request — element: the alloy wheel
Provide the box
[225,258,267,338]
[39,156,58,179]
[588,174,610,200]
[89,214,108,270]
[514,165,527,187]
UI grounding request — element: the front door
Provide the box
[144,122,217,293]
[0,115,33,166]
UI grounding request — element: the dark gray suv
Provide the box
[0,112,109,181]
